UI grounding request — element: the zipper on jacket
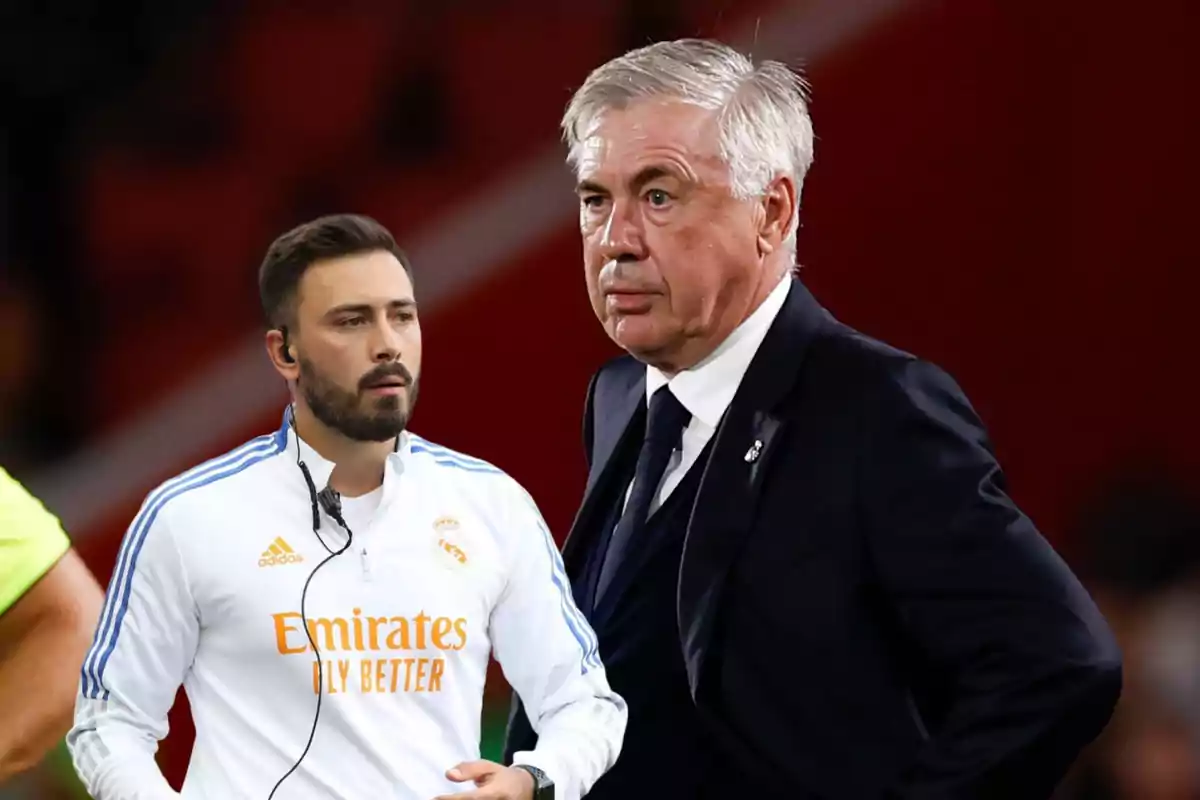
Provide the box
[360,546,371,581]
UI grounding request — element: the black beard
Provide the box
[298,357,418,442]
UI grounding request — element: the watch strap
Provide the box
[512,764,554,799]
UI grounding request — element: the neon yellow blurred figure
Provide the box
[0,465,103,783]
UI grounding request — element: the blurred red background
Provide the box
[2,0,1195,797]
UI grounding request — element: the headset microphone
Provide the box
[317,486,342,524]
[296,460,320,532]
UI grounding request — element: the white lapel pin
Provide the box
[744,439,763,463]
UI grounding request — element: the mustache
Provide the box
[358,363,414,391]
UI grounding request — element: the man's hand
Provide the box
[434,760,535,800]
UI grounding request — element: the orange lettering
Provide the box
[453,618,468,650]
[273,612,307,655]
[313,660,341,694]
[307,617,351,652]
[351,608,365,651]
[368,617,387,650]
[414,612,430,649]
[274,611,470,662]
[428,658,445,692]
[390,658,403,692]
[414,658,429,692]
[432,617,454,650]
[403,657,417,691]
[386,617,410,650]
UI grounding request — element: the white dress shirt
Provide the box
[638,275,792,513]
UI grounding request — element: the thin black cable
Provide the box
[266,541,346,800]
[268,418,352,798]
[295,430,320,534]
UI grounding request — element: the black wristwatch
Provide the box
[513,764,554,800]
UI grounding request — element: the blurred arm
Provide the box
[67,501,198,799]
[0,548,103,783]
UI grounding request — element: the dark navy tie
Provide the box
[595,385,691,603]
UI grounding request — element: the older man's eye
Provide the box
[646,189,671,206]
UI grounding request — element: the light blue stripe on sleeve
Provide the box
[536,517,602,672]
[409,435,501,474]
[81,434,282,699]
[519,490,601,671]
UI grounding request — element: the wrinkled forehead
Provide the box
[574,99,726,183]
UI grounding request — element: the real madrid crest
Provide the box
[433,516,467,565]
[433,516,460,534]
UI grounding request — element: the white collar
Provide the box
[646,275,792,427]
[279,408,409,492]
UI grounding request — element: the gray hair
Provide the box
[562,38,815,258]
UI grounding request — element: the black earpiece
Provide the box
[278,326,296,364]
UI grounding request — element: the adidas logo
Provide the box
[259,537,305,567]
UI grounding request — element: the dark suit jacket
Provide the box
[507,279,1121,799]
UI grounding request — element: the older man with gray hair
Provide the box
[505,38,1120,799]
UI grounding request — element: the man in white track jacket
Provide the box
[68,214,625,800]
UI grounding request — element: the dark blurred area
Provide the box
[1053,463,1200,800]
[1,0,1196,796]
[1,0,223,472]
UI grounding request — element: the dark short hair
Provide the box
[258,213,413,330]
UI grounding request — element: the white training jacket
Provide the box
[68,412,625,800]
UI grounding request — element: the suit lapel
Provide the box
[561,360,645,578]
[677,279,829,697]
